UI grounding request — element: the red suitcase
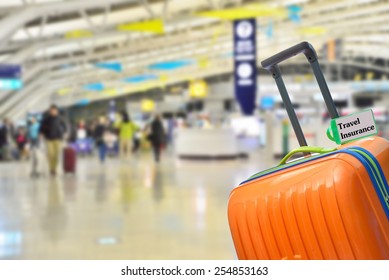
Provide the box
[63,146,76,173]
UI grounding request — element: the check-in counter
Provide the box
[175,128,241,159]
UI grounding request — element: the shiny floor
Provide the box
[0,148,275,260]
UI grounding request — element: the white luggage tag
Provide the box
[327,109,378,144]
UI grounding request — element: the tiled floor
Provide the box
[0,148,275,260]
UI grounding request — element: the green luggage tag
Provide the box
[327,109,378,145]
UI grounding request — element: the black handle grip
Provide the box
[261,41,339,148]
[261,41,317,70]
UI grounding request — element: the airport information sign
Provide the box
[0,64,22,90]
[233,18,257,115]
[0,64,21,79]
[0,78,22,90]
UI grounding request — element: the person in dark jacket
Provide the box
[94,115,108,163]
[0,122,7,160]
[148,115,165,163]
[39,105,66,176]
[0,118,15,161]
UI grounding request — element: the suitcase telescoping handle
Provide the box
[261,41,339,147]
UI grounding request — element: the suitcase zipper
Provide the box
[349,147,389,197]
[347,147,389,218]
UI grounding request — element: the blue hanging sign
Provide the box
[84,82,104,91]
[260,96,275,110]
[287,5,302,23]
[75,99,90,106]
[95,62,122,72]
[148,60,193,71]
[123,74,159,83]
[0,64,22,79]
[0,78,23,90]
[233,18,257,115]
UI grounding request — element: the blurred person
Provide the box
[88,120,96,138]
[4,118,15,142]
[94,115,108,163]
[132,129,142,154]
[15,127,28,160]
[166,118,175,146]
[77,119,87,140]
[68,121,77,143]
[201,115,213,129]
[105,129,119,157]
[3,118,15,146]
[0,121,7,160]
[115,111,137,159]
[147,115,166,163]
[39,105,67,176]
[0,118,15,161]
[75,119,94,155]
[28,117,40,149]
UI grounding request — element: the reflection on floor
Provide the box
[0,149,275,260]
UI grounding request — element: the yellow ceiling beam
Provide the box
[298,26,327,35]
[117,19,164,34]
[196,4,286,20]
[65,29,93,39]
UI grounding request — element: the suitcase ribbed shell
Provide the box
[228,137,389,259]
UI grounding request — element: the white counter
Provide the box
[175,128,241,158]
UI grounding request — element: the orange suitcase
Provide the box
[228,42,389,260]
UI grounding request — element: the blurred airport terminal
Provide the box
[0,0,389,259]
